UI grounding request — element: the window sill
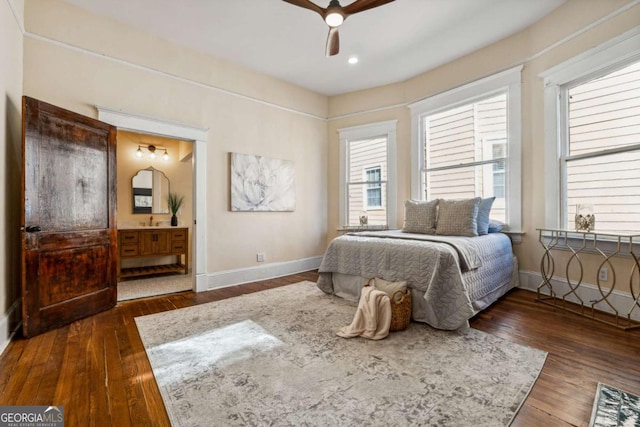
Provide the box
[338,225,389,233]
[503,230,524,244]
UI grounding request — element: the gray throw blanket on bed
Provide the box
[350,230,482,271]
[317,231,479,329]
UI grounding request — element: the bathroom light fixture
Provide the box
[136,144,169,160]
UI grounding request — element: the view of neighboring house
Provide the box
[565,60,640,232]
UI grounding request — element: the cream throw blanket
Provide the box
[337,286,391,340]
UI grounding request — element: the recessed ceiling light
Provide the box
[347,56,359,65]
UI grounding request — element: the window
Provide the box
[409,66,522,231]
[489,140,507,199]
[421,94,507,222]
[563,61,640,231]
[365,166,382,208]
[338,121,397,227]
[542,30,640,232]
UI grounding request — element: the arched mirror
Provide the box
[131,167,170,214]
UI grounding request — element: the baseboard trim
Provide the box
[518,270,640,323]
[206,256,323,290]
[0,299,21,357]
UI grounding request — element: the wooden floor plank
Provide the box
[103,326,133,427]
[2,270,640,427]
[34,327,69,406]
[1,333,49,405]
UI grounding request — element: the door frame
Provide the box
[96,106,209,292]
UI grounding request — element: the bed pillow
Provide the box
[477,197,496,235]
[435,197,482,237]
[402,199,438,234]
[373,278,407,297]
[488,219,506,233]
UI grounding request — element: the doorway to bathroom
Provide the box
[97,106,209,298]
[115,131,194,301]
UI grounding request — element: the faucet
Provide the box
[149,215,153,226]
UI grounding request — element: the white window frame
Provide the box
[541,28,640,229]
[338,120,398,227]
[408,66,523,233]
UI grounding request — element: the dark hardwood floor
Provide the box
[1,270,639,426]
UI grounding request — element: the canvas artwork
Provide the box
[231,153,295,211]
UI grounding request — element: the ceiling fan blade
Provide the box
[342,0,394,16]
[325,27,340,57]
[281,0,324,16]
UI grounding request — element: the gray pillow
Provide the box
[477,197,496,235]
[402,199,438,234]
[435,198,482,237]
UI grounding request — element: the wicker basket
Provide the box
[389,288,412,332]
[365,278,412,332]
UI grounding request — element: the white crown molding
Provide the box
[24,31,327,121]
[329,1,639,121]
[17,0,637,122]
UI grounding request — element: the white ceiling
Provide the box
[62,0,566,96]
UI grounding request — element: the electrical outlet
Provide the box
[598,267,608,282]
[257,252,265,262]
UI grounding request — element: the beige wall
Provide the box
[22,0,329,273]
[327,0,640,281]
[1,0,24,339]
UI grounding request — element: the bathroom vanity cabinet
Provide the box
[117,227,188,280]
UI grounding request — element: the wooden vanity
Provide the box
[117,227,189,280]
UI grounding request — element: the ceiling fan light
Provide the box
[325,12,344,27]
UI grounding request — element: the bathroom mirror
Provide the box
[131,167,170,214]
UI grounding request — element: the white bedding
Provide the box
[317,231,517,330]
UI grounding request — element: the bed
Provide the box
[317,229,518,330]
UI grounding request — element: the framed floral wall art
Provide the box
[230,152,295,212]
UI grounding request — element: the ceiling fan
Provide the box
[283,0,395,57]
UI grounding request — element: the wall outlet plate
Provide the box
[598,267,608,282]
[257,252,265,262]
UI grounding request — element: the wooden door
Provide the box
[21,96,117,337]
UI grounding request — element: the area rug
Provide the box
[135,281,547,426]
[118,274,192,301]
[589,383,640,426]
